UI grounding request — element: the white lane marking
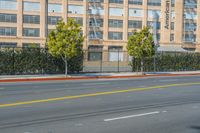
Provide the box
[82,82,110,86]
[104,111,160,122]
[75,123,83,126]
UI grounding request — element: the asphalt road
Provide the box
[0,75,200,133]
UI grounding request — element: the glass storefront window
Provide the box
[108,46,123,61]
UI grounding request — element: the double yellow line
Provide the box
[0,82,200,108]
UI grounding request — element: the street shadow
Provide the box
[190,126,200,133]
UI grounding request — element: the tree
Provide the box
[127,27,155,74]
[47,18,84,76]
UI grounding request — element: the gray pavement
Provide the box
[0,76,200,133]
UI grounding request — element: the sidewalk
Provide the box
[0,71,200,83]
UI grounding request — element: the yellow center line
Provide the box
[0,82,200,108]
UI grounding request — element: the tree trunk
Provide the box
[132,59,134,72]
[65,60,68,77]
[141,58,144,75]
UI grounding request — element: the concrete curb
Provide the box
[1,73,200,83]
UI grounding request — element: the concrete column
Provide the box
[102,45,108,62]
[123,45,128,61]
[103,0,109,40]
[196,0,200,43]
[63,0,67,22]
[17,0,23,39]
[196,0,200,52]
[40,0,46,39]
[123,0,128,41]
[174,0,183,44]
[142,0,148,27]
[83,0,88,50]
[160,0,171,44]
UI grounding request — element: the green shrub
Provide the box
[130,52,200,72]
[0,47,83,75]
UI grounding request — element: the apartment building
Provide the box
[0,0,200,54]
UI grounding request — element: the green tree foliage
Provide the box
[47,18,84,76]
[127,27,155,73]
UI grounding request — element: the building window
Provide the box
[128,20,142,28]
[128,32,133,37]
[88,6,104,15]
[48,16,61,25]
[108,46,123,61]
[109,0,123,4]
[23,28,40,37]
[0,0,17,10]
[184,34,196,42]
[171,22,174,30]
[147,21,160,30]
[171,10,175,19]
[184,22,196,31]
[128,0,142,5]
[71,17,83,26]
[68,5,84,14]
[108,32,123,40]
[147,0,161,6]
[129,9,143,17]
[89,18,103,27]
[23,15,40,24]
[109,19,123,28]
[23,2,40,12]
[109,8,123,16]
[88,0,104,2]
[170,34,174,42]
[0,27,16,36]
[48,4,62,13]
[89,31,103,39]
[0,13,17,23]
[0,42,17,48]
[156,33,160,41]
[184,11,197,20]
[88,45,103,61]
[148,10,161,19]
[184,0,197,8]
[171,0,175,7]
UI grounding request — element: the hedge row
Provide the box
[0,48,83,75]
[131,52,200,72]
[1,48,200,75]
